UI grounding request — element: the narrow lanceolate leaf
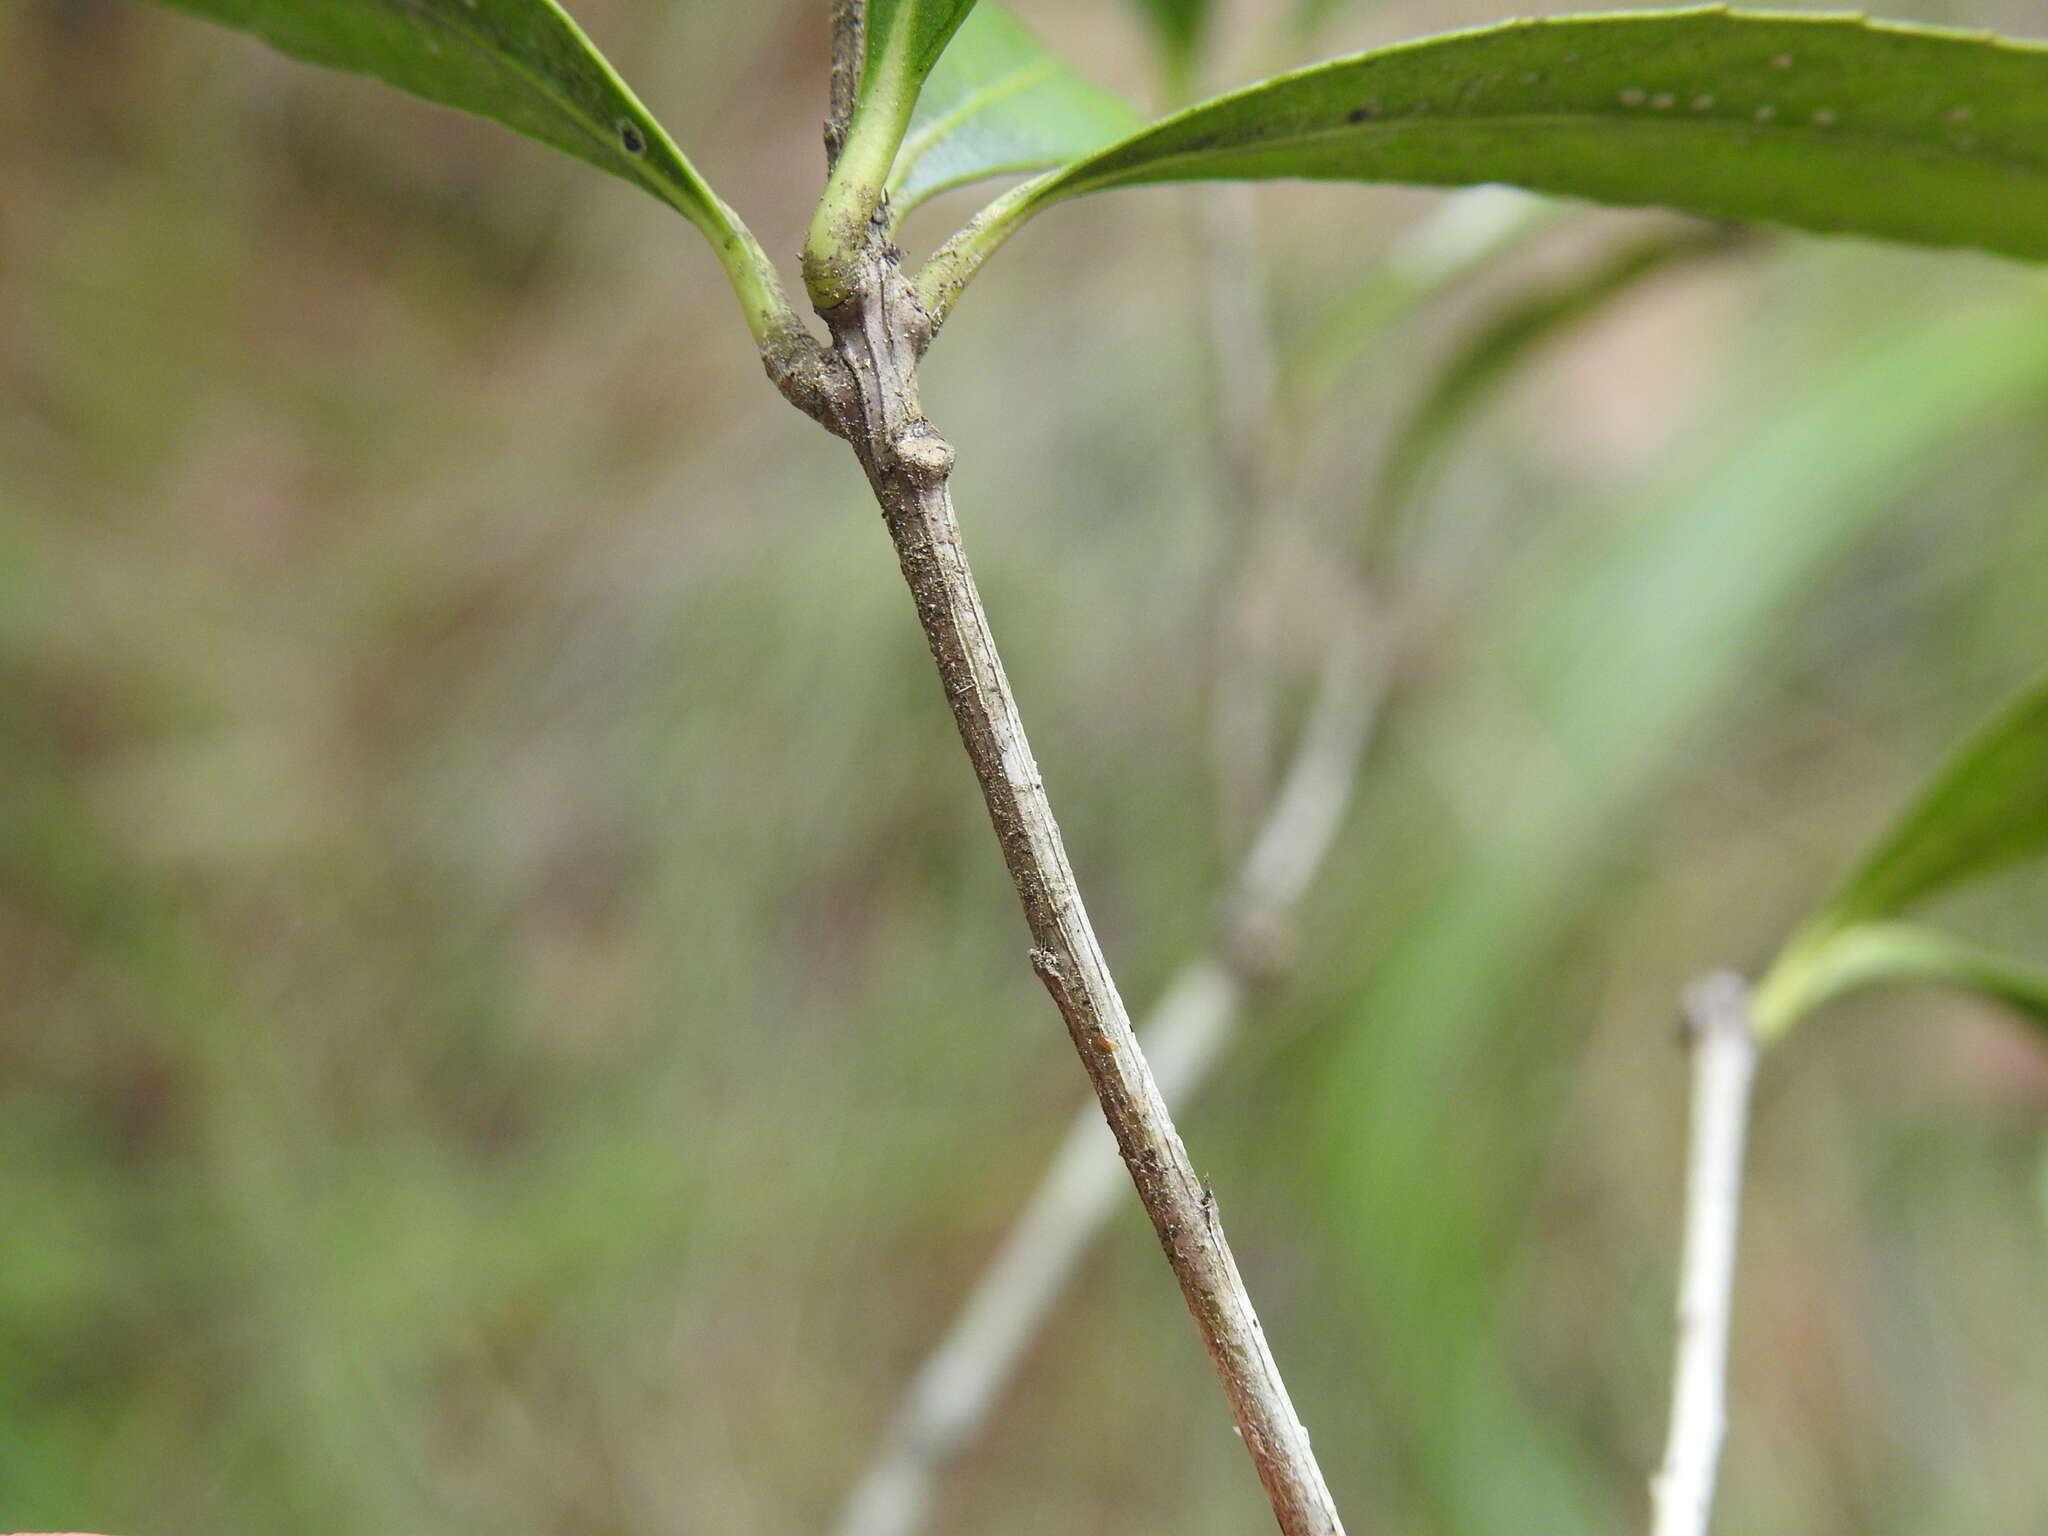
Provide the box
[889,3,1143,219]
[147,0,729,241]
[1754,672,2048,1038]
[921,8,2048,317]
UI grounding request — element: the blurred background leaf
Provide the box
[1120,0,1211,88]
[1757,921,2048,1040]
[1796,672,2048,933]
[7,2,2048,1534]
[1755,670,2048,1036]
[1367,221,1746,545]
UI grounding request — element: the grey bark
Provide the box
[833,612,1383,1536]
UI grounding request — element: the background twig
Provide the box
[1651,972,1761,1536]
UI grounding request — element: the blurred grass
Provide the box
[5,1,2048,1533]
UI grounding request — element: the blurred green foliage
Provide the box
[5,2,2048,1533]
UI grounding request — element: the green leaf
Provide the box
[1755,670,2048,1036]
[1753,922,2048,1042]
[147,0,728,241]
[922,8,2048,318]
[889,3,1144,219]
[1820,675,2048,929]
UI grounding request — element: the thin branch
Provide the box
[1651,972,1761,1536]
[832,960,1243,1536]
[814,239,1346,1533]
[833,610,1385,1536]
[826,183,1562,1535]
